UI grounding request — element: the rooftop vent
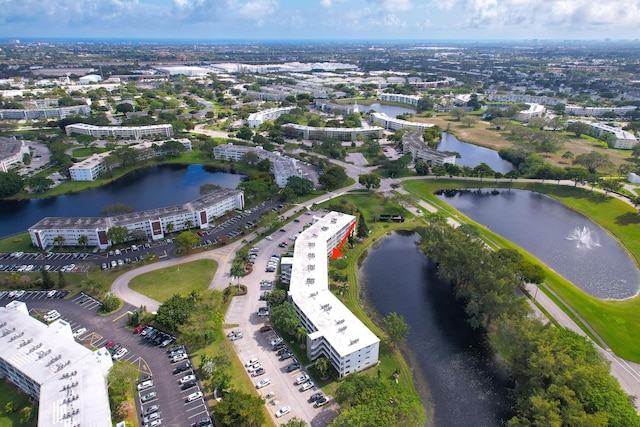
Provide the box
[338,326,347,333]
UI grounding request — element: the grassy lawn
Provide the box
[0,233,35,253]
[404,178,640,362]
[129,259,217,302]
[71,147,107,157]
[0,381,36,427]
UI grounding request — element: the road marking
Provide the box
[132,357,152,376]
[82,332,104,347]
[112,310,133,323]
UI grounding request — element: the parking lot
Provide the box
[0,291,211,427]
[223,211,339,426]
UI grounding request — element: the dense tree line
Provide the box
[417,224,640,426]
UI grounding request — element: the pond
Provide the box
[436,188,640,299]
[438,133,514,173]
[355,102,417,117]
[360,231,511,426]
[0,164,243,239]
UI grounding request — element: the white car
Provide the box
[256,378,271,389]
[295,374,310,385]
[179,374,196,384]
[143,411,160,423]
[247,363,262,373]
[13,290,26,298]
[171,353,188,363]
[300,381,315,391]
[72,327,87,338]
[275,405,291,418]
[44,310,60,322]
[137,380,154,391]
[112,348,129,360]
[46,290,56,298]
[186,391,203,402]
[245,358,259,367]
[265,236,273,241]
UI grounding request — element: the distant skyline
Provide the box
[0,0,638,42]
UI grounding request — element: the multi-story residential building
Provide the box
[288,211,380,377]
[65,123,173,140]
[487,94,567,106]
[69,139,192,181]
[314,100,359,115]
[281,124,384,142]
[380,93,421,107]
[29,189,244,249]
[213,143,303,187]
[402,131,456,166]
[246,107,295,128]
[0,300,113,427]
[567,120,638,149]
[0,137,31,172]
[0,105,91,120]
[370,112,435,132]
[515,103,546,121]
[565,105,637,117]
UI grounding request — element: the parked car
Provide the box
[112,347,129,360]
[72,327,87,338]
[172,363,191,375]
[308,392,323,402]
[166,344,184,353]
[315,396,330,407]
[143,411,161,424]
[300,381,315,391]
[135,324,147,334]
[186,391,203,403]
[171,353,188,363]
[179,374,196,384]
[245,358,259,367]
[142,405,159,416]
[137,380,154,391]
[251,367,266,377]
[141,392,157,403]
[296,374,310,385]
[229,331,243,341]
[181,380,197,390]
[256,378,271,389]
[275,405,291,418]
[259,325,273,332]
[286,362,301,372]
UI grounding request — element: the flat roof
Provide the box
[289,212,379,358]
[0,137,25,160]
[0,301,112,427]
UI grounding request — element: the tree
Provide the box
[357,213,369,238]
[285,176,314,197]
[240,150,260,165]
[155,294,197,331]
[106,226,129,244]
[265,288,287,308]
[315,356,330,379]
[19,405,34,424]
[77,234,89,248]
[417,96,434,112]
[199,183,221,195]
[236,126,254,141]
[281,417,307,427]
[41,267,55,289]
[57,270,66,288]
[54,234,66,248]
[101,293,121,313]
[0,172,24,197]
[561,151,574,163]
[256,158,271,172]
[383,312,409,347]
[175,231,200,252]
[460,115,479,127]
[28,176,54,193]
[566,121,591,137]
[230,263,245,285]
[358,173,381,190]
[270,301,300,336]
[473,163,494,181]
[214,390,265,427]
[573,152,614,174]
[450,108,465,121]
[115,103,134,114]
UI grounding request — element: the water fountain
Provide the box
[566,226,601,249]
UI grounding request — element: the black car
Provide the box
[173,363,191,375]
[181,380,197,390]
[308,392,323,403]
[194,417,213,427]
[109,343,121,354]
[275,347,288,356]
[286,362,301,372]
[166,344,185,354]
[279,352,293,361]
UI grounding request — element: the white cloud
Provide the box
[320,0,332,7]
[236,0,278,23]
[369,0,412,12]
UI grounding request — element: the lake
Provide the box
[355,102,417,117]
[438,133,513,173]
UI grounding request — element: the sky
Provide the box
[0,0,638,41]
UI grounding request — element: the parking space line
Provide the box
[187,409,208,419]
[112,310,133,323]
[82,332,104,347]
[132,357,152,376]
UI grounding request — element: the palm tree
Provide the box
[184,220,193,230]
[54,235,66,248]
[315,356,330,379]
[230,264,245,289]
[165,222,174,235]
[296,326,307,347]
[77,235,88,248]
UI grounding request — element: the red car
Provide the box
[260,325,273,333]
[105,341,115,350]
[135,324,147,334]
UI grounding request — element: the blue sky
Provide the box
[0,0,638,41]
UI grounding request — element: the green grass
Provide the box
[129,259,217,303]
[403,178,640,362]
[0,234,35,253]
[0,381,36,427]
[71,147,107,157]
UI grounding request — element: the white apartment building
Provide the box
[69,139,192,181]
[487,94,566,106]
[65,123,173,140]
[0,301,113,427]
[568,120,638,149]
[402,131,456,166]
[213,143,303,187]
[0,138,30,172]
[314,100,359,115]
[565,105,637,117]
[370,112,435,132]
[380,93,421,107]
[515,103,546,121]
[0,105,91,120]
[29,189,244,249]
[247,107,295,128]
[289,212,380,377]
[281,124,384,142]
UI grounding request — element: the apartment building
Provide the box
[515,103,546,121]
[0,301,112,427]
[65,123,173,140]
[281,123,384,142]
[0,137,31,172]
[69,139,192,181]
[288,212,380,377]
[213,143,303,187]
[0,105,91,120]
[565,105,637,117]
[402,131,456,166]
[246,106,295,128]
[314,99,359,115]
[370,112,435,132]
[487,94,566,106]
[380,93,421,107]
[29,189,244,249]
[567,120,638,149]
